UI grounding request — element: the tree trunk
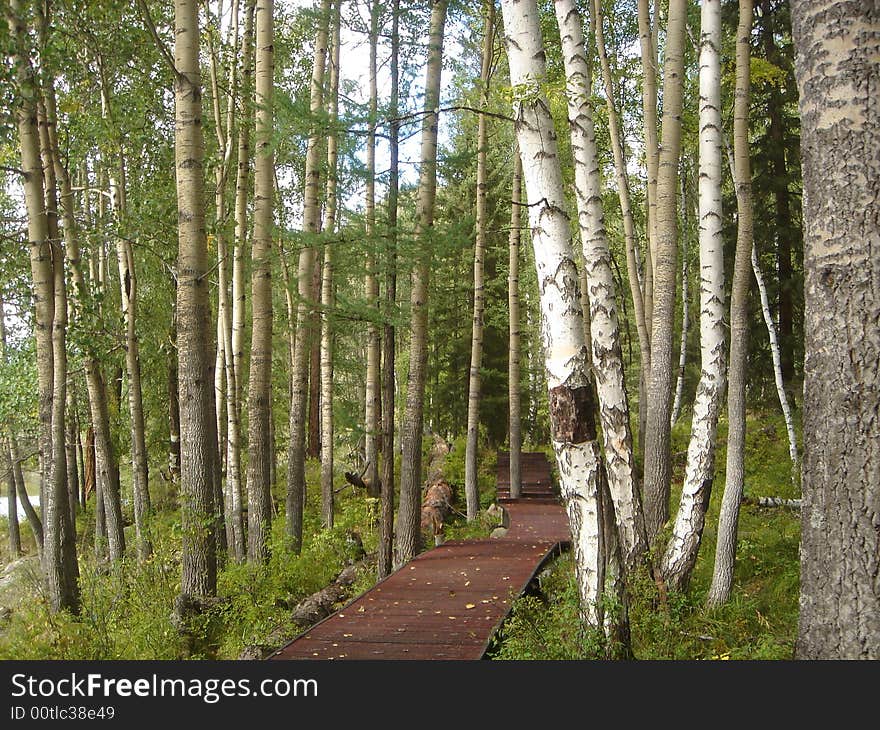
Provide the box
[555,0,648,572]
[320,0,341,530]
[641,0,688,546]
[507,150,523,500]
[12,438,42,552]
[707,0,753,608]
[593,0,650,403]
[501,0,605,629]
[751,245,799,483]
[175,0,217,607]
[7,1,78,611]
[0,300,22,557]
[378,0,400,580]
[464,0,495,522]
[394,0,448,568]
[660,0,726,593]
[246,0,275,563]
[287,0,330,552]
[790,0,880,658]
[363,0,382,504]
[670,170,689,426]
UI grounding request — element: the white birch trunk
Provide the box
[554,0,647,572]
[751,245,799,484]
[508,150,523,500]
[502,0,603,627]
[660,0,727,592]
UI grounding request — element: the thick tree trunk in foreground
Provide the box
[464,0,495,522]
[246,0,275,563]
[790,0,880,658]
[502,0,605,630]
[555,0,647,572]
[287,0,330,553]
[175,0,217,608]
[661,0,726,593]
[395,0,448,568]
[707,0,754,608]
[642,0,688,545]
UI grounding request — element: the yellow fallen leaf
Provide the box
[465,603,476,609]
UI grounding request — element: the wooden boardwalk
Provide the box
[268,452,569,660]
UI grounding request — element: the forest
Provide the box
[0,0,876,662]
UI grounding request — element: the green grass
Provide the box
[493,408,801,660]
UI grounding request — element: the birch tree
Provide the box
[507,150,522,500]
[287,0,330,553]
[790,0,879,658]
[642,0,689,544]
[175,0,217,611]
[378,0,400,579]
[463,0,495,522]
[707,0,754,607]
[554,0,648,572]
[395,0,449,566]
[661,0,726,592]
[320,0,341,530]
[246,0,275,563]
[501,0,605,628]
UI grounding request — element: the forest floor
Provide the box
[0,409,799,660]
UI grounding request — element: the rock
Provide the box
[490,527,509,539]
[487,503,510,528]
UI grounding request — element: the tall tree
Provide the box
[554,0,647,572]
[642,0,689,545]
[501,0,605,629]
[320,0,341,530]
[707,0,754,608]
[507,150,522,500]
[6,0,78,612]
[395,0,449,566]
[463,0,495,521]
[790,0,879,658]
[378,0,400,580]
[0,296,22,558]
[175,0,217,613]
[363,0,381,504]
[661,0,726,592]
[287,0,330,552]
[246,0,275,563]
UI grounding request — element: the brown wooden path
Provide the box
[268,451,569,660]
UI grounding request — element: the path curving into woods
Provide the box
[268,452,570,660]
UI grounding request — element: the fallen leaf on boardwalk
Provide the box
[449,616,456,620]
[465,603,476,609]
[358,606,365,612]
[464,581,471,586]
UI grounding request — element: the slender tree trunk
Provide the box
[593,0,650,395]
[660,0,727,593]
[168,332,182,484]
[12,439,42,551]
[670,171,689,426]
[287,0,330,552]
[790,0,879,658]
[555,0,648,573]
[64,389,79,541]
[0,300,22,557]
[246,0,275,563]
[7,2,78,611]
[464,0,495,521]
[707,0,753,608]
[320,0,340,530]
[642,0,688,546]
[363,0,381,502]
[378,0,400,580]
[501,0,605,629]
[507,150,523,500]
[232,0,255,405]
[175,0,217,608]
[394,0,449,567]
[751,245,799,483]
